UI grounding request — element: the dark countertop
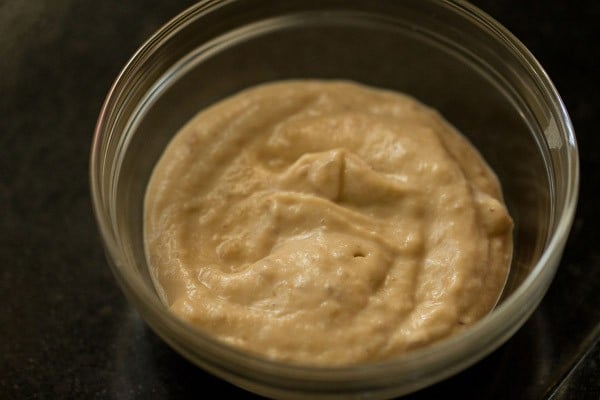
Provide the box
[1,1,598,399]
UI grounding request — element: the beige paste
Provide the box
[144,80,513,366]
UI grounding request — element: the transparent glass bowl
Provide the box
[90,1,579,398]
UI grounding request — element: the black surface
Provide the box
[1,1,598,399]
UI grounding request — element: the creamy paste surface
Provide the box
[144,80,513,365]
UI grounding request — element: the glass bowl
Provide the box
[90,0,579,398]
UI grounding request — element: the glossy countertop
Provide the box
[1,1,598,398]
